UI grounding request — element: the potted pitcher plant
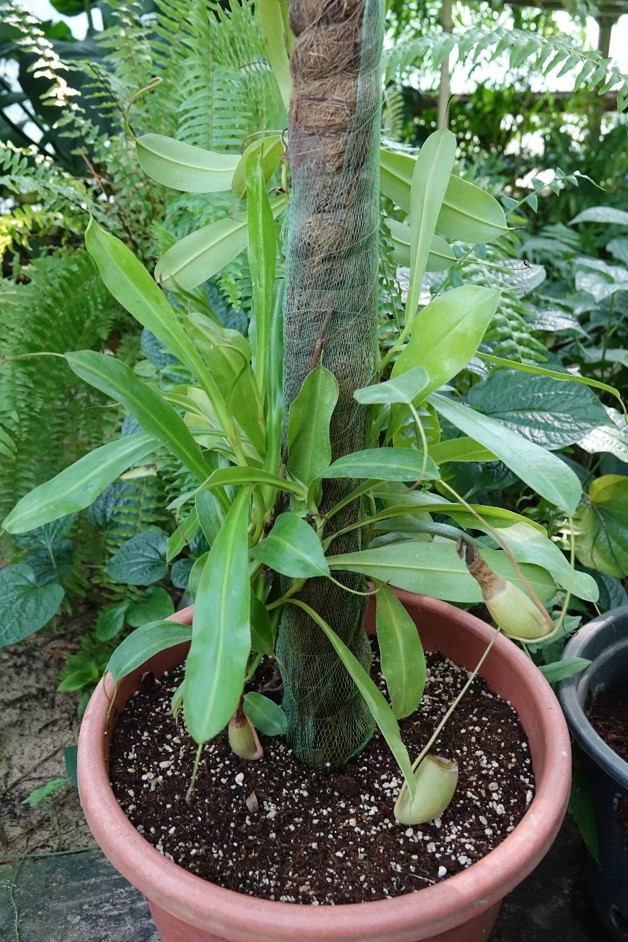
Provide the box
[4,0,610,939]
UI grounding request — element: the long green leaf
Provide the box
[430,393,582,515]
[155,210,250,292]
[380,148,508,243]
[388,219,455,271]
[155,196,286,292]
[203,465,306,497]
[135,134,239,192]
[479,523,598,602]
[406,129,456,320]
[354,366,429,405]
[375,584,426,719]
[85,220,227,424]
[247,154,276,396]
[108,621,193,683]
[262,275,284,480]
[321,448,439,482]
[3,432,157,534]
[166,507,199,561]
[65,352,210,482]
[250,512,329,577]
[393,286,500,399]
[437,175,508,244]
[286,598,416,796]
[184,489,251,744]
[287,367,338,486]
[428,437,497,463]
[258,0,292,110]
[329,541,556,603]
[232,135,283,200]
[243,691,287,735]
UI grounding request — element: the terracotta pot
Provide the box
[78,592,571,942]
[558,605,628,942]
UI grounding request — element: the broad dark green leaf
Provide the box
[184,489,251,744]
[57,665,100,692]
[573,475,628,579]
[0,564,65,647]
[243,692,287,736]
[250,512,329,578]
[108,621,193,683]
[171,558,194,589]
[321,448,439,483]
[94,602,129,641]
[479,353,624,410]
[393,286,500,400]
[136,134,239,192]
[430,393,582,515]
[578,407,628,463]
[467,370,610,450]
[26,539,72,586]
[106,529,169,586]
[329,541,555,603]
[570,206,628,226]
[3,431,157,534]
[287,367,338,486]
[575,258,628,303]
[375,584,426,719]
[65,351,210,482]
[126,587,175,626]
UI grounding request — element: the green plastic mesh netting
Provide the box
[276,0,385,771]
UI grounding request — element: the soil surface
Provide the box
[0,616,94,860]
[110,649,534,904]
[587,685,628,763]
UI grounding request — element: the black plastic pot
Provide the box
[559,605,628,942]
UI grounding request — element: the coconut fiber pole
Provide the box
[276,0,385,770]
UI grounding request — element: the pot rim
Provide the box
[559,604,628,786]
[78,592,571,941]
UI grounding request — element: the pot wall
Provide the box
[78,593,571,942]
[559,605,628,942]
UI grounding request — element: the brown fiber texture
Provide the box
[277,0,384,771]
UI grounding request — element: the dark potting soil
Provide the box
[109,651,534,905]
[587,685,628,764]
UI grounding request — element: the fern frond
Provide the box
[382,85,406,141]
[0,250,125,527]
[385,27,628,109]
